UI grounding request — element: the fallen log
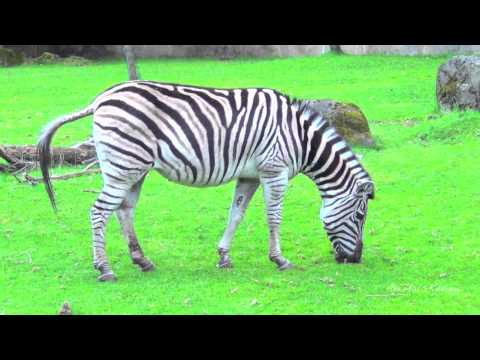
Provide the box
[0,144,30,173]
[0,145,96,168]
[0,145,19,163]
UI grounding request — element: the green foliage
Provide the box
[0,48,24,67]
[29,53,92,66]
[414,111,480,144]
[1,54,480,314]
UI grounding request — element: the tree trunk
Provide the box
[330,45,343,53]
[123,45,140,80]
[44,45,141,161]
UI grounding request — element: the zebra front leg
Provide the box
[260,170,293,271]
[217,178,260,268]
[115,176,155,272]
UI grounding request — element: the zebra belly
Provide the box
[237,159,260,179]
[153,156,260,187]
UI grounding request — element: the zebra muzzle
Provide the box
[335,242,363,264]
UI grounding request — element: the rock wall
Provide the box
[340,45,480,56]
[1,45,112,58]
[109,45,480,58]
[106,45,331,58]
[3,45,480,59]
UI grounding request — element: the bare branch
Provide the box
[82,189,101,194]
[71,137,95,149]
[83,160,99,171]
[29,168,101,183]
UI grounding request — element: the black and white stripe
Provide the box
[38,80,374,281]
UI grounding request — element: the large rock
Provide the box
[32,52,61,64]
[436,56,480,111]
[305,100,375,147]
[0,47,24,67]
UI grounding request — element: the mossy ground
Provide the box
[1,54,480,314]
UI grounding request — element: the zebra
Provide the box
[38,80,375,281]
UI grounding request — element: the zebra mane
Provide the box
[290,98,329,130]
[290,98,312,115]
[292,98,373,188]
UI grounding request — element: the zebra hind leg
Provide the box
[217,178,260,268]
[91,174,148,282]
[115,175,155,272]
[91,187,125,282]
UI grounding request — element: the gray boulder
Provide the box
[436,55,480,111]
[305,100,375,147]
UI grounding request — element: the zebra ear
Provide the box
[355,180,375,200]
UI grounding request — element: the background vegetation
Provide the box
[1,54,479,314]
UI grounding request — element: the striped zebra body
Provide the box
[38,80,374,281]
[92,81,302,187]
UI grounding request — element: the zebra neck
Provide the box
[303,131,369,200]
[311,164,367,200]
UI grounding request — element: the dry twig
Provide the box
[82,189,101,194]
[27,168,101,183]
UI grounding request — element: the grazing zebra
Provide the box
[38,80,375,281]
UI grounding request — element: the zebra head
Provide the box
[320,179,374,263]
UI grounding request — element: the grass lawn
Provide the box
[1,54,479,314]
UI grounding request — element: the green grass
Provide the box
[1,54,480,314]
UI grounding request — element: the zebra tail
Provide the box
[37,106,95,212]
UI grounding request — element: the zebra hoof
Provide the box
[140,261,155,272]
[97,272,117,282]
[270,256,293,271]
[217,248,232,269]
[217,260,233,269]
[217,258,233,269]
[133,257,155,272]
[278,261,294,271]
